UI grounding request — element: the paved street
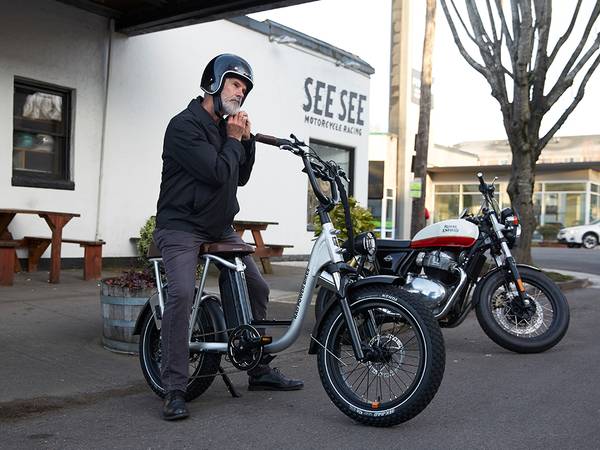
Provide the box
[1,263,599,450]
[532,247,599,275]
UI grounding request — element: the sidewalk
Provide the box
[0,262,309,412]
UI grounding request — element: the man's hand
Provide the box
[242,113,252,141]
[226,112,249,141]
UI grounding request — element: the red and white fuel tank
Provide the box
[410,219,479,249]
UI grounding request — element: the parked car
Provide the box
[557,219,600,249]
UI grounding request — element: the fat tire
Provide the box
[475,267,570,353]
[316,285,445,427]
[138,304,221,401]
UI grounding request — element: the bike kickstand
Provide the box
[218,366,241,398]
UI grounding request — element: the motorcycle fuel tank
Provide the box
[411,219,479,248]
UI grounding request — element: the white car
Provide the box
[557,219,600,249]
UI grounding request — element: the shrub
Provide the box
[313,197,376,242]
[102,268,156,290]
[536,223,562,241]
[137,216,156,267]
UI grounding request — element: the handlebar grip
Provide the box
[255,133,292,147]
[477,172,486,187]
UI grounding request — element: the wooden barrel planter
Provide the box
[100,281,153,354]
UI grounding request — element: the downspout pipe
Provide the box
[95,18,114,241]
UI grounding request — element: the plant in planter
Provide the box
[313,197,376,242]
[100,268,157,354]
[100,216,158,355]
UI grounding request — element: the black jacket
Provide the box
[155,96,255,240]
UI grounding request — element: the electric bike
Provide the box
[134,133,446,426]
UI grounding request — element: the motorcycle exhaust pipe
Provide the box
[434,267,468,320]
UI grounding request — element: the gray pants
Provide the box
[153,227,269,392]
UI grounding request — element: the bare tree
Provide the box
[411,0,437,237]
[440,0,600,264]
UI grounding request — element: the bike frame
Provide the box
[150,219,344,355]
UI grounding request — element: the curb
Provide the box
[555,277,591,291]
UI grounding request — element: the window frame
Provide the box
[12,77,74,190]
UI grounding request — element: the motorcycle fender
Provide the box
[308,276,404,354]
[471,264,542,307]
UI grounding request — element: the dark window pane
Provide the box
[12,78,72,189]
[368,161,384,199]
[307,140,354,230]
[435,184,459,193]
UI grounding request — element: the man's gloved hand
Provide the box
[227,112,249,141]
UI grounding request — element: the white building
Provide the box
[2,1,374,262]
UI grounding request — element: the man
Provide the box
[154,54,303,421]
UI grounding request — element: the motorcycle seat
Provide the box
[376,239,412,250]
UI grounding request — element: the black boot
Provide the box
[248,366,304,391]
[162,390,189,421]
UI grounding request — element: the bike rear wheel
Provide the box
[317,285,445,427]
[139,294,222,401]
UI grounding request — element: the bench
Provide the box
[246,242,294,274]
[23,236,105,281]
[0,240,19,286]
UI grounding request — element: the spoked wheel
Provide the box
[139,293,222,401]
[317,286,445,427]
[475,267,570,353]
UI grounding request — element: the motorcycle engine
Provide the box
[404,250,460,313]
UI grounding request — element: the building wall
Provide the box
[99,19,370,255]
[0,0,109,257]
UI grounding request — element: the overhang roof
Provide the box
[55,0,316,35]
[427,161,600,175]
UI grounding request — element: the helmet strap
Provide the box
[213,91,225,117]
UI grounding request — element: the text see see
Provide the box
[302,78,367,126]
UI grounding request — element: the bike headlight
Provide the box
[354,232,377,257]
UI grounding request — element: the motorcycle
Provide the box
[134,133,445,426]
[317,173,569,353]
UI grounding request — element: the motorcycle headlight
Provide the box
[354,232,377,257]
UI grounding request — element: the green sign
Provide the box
[410,180,422,198]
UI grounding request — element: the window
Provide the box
[306,140,354,230]
[12,78,73,190]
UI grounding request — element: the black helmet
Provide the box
[201,53,254,103]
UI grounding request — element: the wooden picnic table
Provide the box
[0,208,80,283]
[232,220,292,274]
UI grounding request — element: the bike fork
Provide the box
[338,296,365,361]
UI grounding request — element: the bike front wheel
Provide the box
[316,285,445,427]
[139,293,222,401]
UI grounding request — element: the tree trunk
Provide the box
[411,0,436,237]
[506,141,536,265]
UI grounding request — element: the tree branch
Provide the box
[553,1,600,88]
[494,0,514,52]
[546,32,600,110]
[449,0,481,47]
[485,0,499,44]
[537,51,600,155]
[547,0,583,68]
[440,0,489,78]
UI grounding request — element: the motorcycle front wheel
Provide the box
[475,267,570,353]
[317,285,445,427]
[139,293,222,401]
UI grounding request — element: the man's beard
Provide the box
[221,93,242,116]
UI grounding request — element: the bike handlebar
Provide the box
[254,133,293,147]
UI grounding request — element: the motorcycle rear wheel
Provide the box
[138,295,222,401]
[316,285,445,427]
[475,267,570,353]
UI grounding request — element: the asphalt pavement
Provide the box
[532,246,599,275]
[1,261,599,449]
